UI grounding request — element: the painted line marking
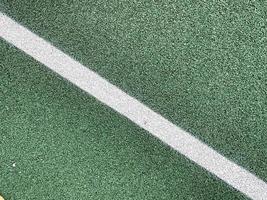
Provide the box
[1,12,267,200]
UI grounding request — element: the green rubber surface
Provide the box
[0,40,246,199]
[1,0,266,182]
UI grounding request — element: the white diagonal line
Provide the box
[1,12,267,200]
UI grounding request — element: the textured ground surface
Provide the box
[0,0,267,199]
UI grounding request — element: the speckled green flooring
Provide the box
[0,0,266,199]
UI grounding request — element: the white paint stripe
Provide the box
[0,12,267,200]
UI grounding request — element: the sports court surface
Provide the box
[0,1,267,199]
